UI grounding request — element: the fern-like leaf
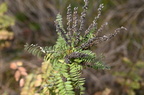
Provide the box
[24,43,45,57]
[69,63,85,95]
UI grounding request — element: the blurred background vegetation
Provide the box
[0,0,144,95]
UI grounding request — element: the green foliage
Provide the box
[24,43,45,57]
[24,0,126,95]
[0,3,7,13]
[15,12,28,22]
[0,3,14,28]
[114,57,144,95]
[0,2,15,50]
[29,22,40,31]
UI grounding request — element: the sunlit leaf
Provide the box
[0,3,7,15]
[122,57,133,65]
[136,61,144,68]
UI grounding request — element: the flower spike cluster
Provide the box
[55,0,126,51]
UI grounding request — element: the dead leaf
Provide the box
[34,75,42,87]
[20,71,28,76]
[102,88,111,95]
[15,70,21,81]
[16,61,23,66]
[10,62,17,70]
[34,93,40,95]
[19,78,25,87]
[18,67,26,72]
[94,91,102,95]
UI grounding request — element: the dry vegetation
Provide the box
[0,0,144,95]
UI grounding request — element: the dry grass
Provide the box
[0,0,144,95]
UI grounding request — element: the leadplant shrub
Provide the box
[24,0,126,95]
